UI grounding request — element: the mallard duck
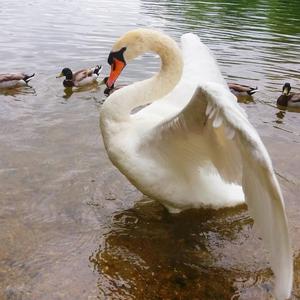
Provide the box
[56,65,102,87]
[277,82,300,107]
[228,83,258,96]
[0,73,35,89]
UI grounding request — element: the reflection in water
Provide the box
[276,105,300,114]
[61,85,97,100]
[89,200,279,299]
[294,253,300,298]
[62,87,74,100]
[0,85,36,97]
[61,82,105,100]
[275,110,286,124]
[236,95,255,105]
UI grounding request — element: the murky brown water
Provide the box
[0,0,300,299]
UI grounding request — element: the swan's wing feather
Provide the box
[141,82,292,300]
[180,33,228,87]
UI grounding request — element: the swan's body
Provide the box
[100,29,292,299]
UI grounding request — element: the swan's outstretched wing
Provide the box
[141,82,292,300]
[180,33,228,87]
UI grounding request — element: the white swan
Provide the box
[100,29,293,299]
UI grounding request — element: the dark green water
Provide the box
[0,0,299,299]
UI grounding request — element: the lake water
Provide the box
[0,0,300,299]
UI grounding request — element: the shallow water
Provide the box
[0,0,300,299]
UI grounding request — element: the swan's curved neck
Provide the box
[101,30,183,124]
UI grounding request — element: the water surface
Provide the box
[0,0,300,299]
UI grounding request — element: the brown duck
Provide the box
[228,83,258,96]
[277,82,300,108]
[56,65,102,87]
[0,73,35,89]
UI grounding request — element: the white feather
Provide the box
[100,29,293,300]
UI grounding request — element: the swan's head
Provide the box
[105,29,164,89]
[106,46,127,89]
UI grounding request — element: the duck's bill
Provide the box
[106,59,126,89]
[56,72,63,78]
[283,87,289,95]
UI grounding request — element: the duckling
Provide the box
[57,65,102,87]
[228,83,258,96]
[277,82,300,107]
[0,73,35,89]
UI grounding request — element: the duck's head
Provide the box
[105,29,159,89]
[57,68,73,80]
[282,82,291,95]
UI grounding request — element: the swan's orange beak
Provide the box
[106,58,126,89]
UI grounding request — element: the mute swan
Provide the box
[277,82,300,107]
[0,72,35,88]
[100,29,292,299]
[228,82,258,96]
[56,65,102,87]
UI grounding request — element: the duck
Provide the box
[0,73,35,89]
[228,82,258,96]
[100,29,292,300]
[277,82,300,107]
[56,65,102,87]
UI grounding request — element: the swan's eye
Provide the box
[107,47,127,66]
